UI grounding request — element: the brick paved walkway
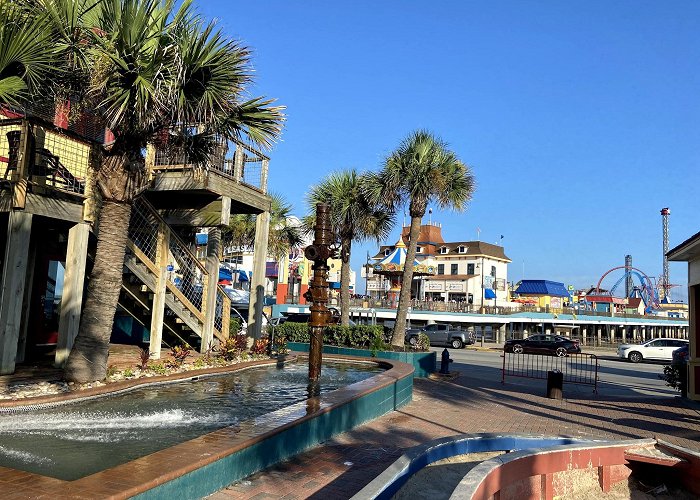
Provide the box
[210,369,700,500]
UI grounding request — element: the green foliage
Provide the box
[170,344,192,366]
[147,362,167,375]
[414,333,431,351]
[273,332,289,355]
[106,365,118,378]
[218,334,248,361]
[229,317,242,336]
[251,338,269,355]
[123,367,134,378]
[192,357,206,369]
[275,322,310,343]
[276,322,387,350]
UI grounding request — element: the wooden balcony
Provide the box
[146,140,271,226]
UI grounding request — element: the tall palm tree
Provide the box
[18,0,284,382]
[307,170,394,326]
[367,131,475,347]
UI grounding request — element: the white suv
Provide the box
[617,338,689,363]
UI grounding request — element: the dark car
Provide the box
[672,344,689,364]
[504,334,581,357]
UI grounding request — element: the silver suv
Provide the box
[405,324,474,349]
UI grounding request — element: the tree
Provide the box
[223,192,303,276]
[16,0,283,382]
[0,3,55,105]
[367,131,474,347]
[306,170,394,326]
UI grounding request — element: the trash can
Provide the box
[546,370,563,400]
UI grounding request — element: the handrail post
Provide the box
[222,293,231,339]
[233,143,244,183]
[12,120,32,209]
[261,158,269,193]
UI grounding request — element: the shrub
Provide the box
[148,362,167,375]
[251,337,269,355]
[218,334,248,361]
[275,322,310,342]
[138,348,151,370]
[414,333,430,351]
[230,316,242,335]
[273,332,289,355]
[123,368,135,378]
[170,344,191,366]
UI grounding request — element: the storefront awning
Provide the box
[484,289,497,299]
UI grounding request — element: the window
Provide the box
[467,263,475,275]
[417,246,423,253]
[384,249,390,256]
[440,247,448,254]
[491,266,496,278]
[458,246,466,253]
[451,263,458,275]
[468,293,473,304]
[437,264,444,275]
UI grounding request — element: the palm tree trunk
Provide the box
[340,237,352,326]
[391,215,422,346]
[64,200,131,382]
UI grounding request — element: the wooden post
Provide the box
[247,211,271,339]
[233,143,244,182]
[0,212,33,374]
[202,228,220,351]
[16,235,37,364]
[222,294,231,339]
[55,223,90,367]
[12,121,32,209]
[149,223,170,359]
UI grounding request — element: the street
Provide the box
[432,346,677,398]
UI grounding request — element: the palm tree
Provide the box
[367,131,475,347]
[223,193,303,285]
[17,0,284,382]
[307,170,394,326]
[0,3,55,105]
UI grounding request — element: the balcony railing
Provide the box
[0,117,97,197]
[150,137,268,193]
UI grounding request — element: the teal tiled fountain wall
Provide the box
[133,364,413,500]
[288,343,436,378]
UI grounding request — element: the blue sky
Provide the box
[203,1,699,300]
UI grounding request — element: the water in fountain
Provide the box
[0,361,382,480]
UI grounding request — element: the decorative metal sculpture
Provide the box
[303,203,336,387]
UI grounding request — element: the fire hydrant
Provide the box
[440,348,453,374]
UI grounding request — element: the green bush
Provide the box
[229,317,242,335]
[415,333,430,351]
[276,322,385,350]
[275,322,310,342]
[660,361,687,393]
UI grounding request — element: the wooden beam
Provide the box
[201,228,220,351]
[0,211,32,374]
[55,223,90,367]
[149,223,170,359]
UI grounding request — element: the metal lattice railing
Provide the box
[151,135,268,193]
[168,234,206,312]
[128,199,160,263]
[0,117,94,195]
[215,287,226,333]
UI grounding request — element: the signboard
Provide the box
[483,275,494,289]
[446,281,465,292]
[367,281,389,291]
[550,297,562,309]
[426,281,445,292]
[166,265,174,272]
[494,278,506,291]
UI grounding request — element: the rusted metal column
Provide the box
[303,204,334,387]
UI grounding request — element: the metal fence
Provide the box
[0,118,94,196]
[502,351,599,392]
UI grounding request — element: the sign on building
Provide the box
[427,281,445,292]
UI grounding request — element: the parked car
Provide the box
[617,338,689,363]
[405,324,474,349]
[503,335,581,357]
[672,344,689,364]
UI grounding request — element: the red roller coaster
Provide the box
[594,265,660,311]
